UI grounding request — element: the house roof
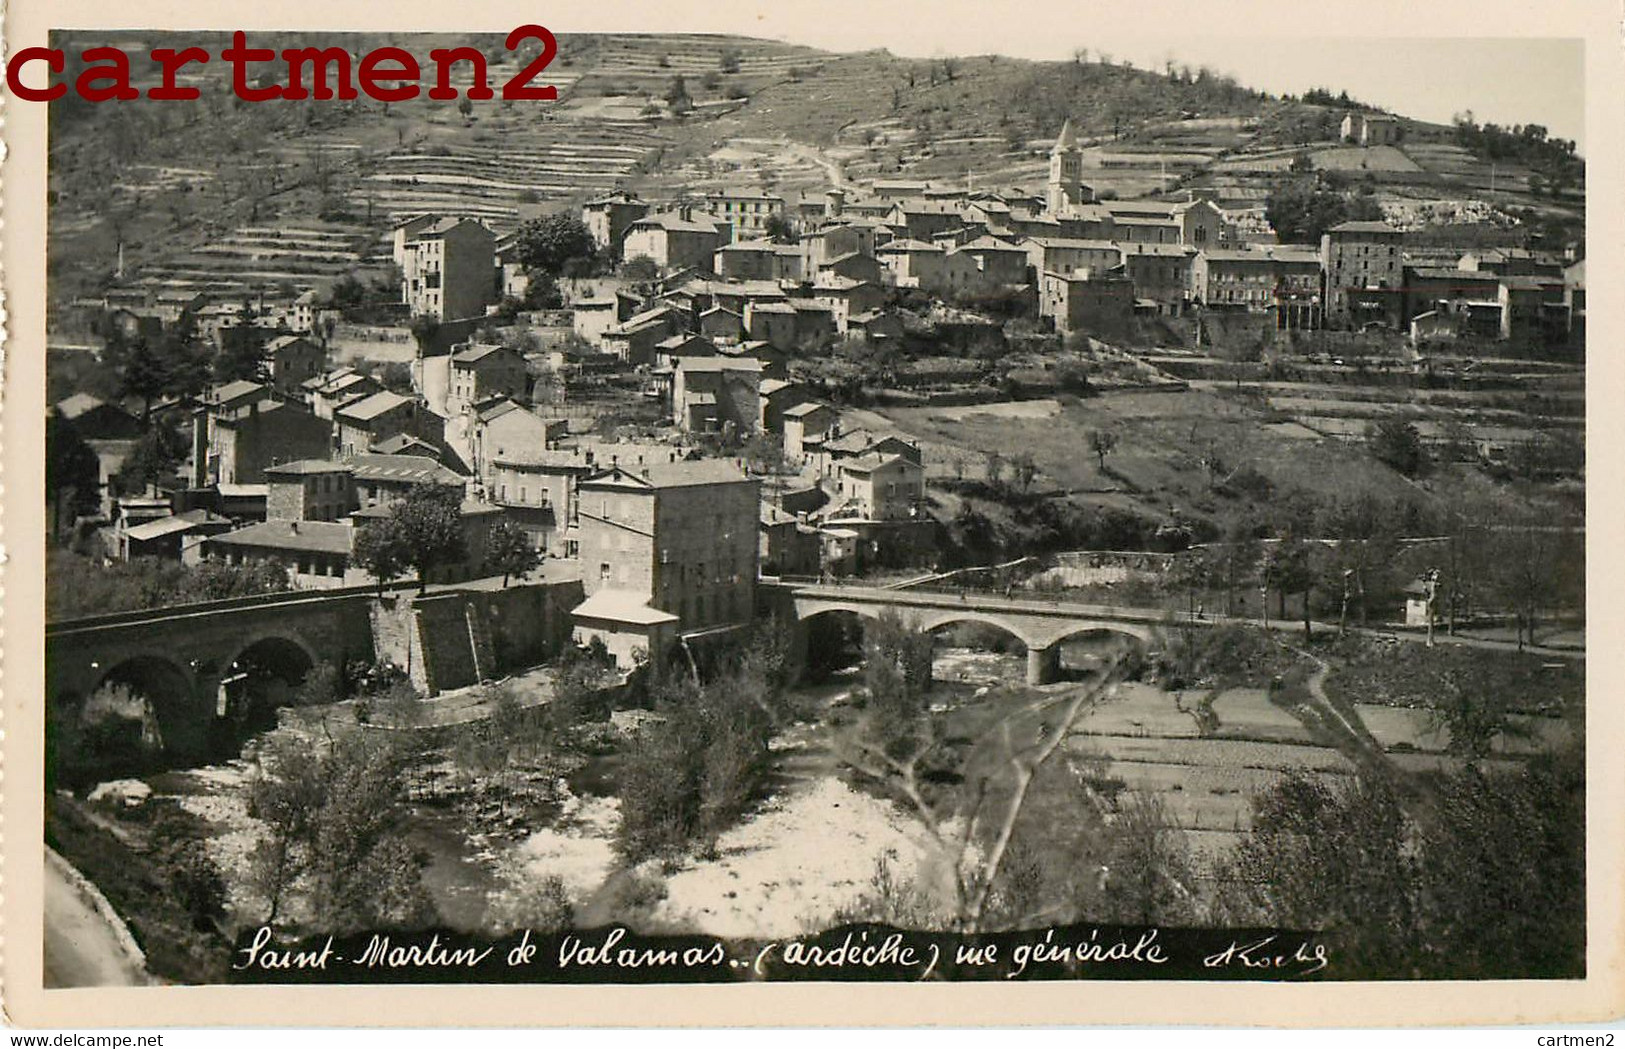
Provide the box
[416,217,493,239]
[609,306,677,335]
[212,379,270,404]
[676,356,762,373]
[371,433,442,456]
[56,392,117,421]
[657,334,713,350]
[759,378,795,396]
[216,483,269,499]
[264,459,352,477]
[349,453,467,486]
[125,509,233,542]
[208,520,354,556]
[571,589,680,626]
[841,452,905,474]
[955,236,1026,253]
[1024,237,1120,251]
[783,401,832,418]
[265,334,312,352]
[1326,220,1401,235]
[641,459,751,487]
[631,212,722,235]
[453,342,518,364]
[335,390,414,422]
[748,301,797,314]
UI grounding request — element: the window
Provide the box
[599,562,611,582]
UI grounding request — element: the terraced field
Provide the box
[1064,682,1355,863]
[134,223,384,304]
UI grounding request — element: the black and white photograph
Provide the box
[12,0,1617,1028]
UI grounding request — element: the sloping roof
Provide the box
[676,356,762,374]
[759,378,795,397]
[208,520,354,556]
[56,392,115,420]
[349,453,467,486]
[1053,118,1077,150]
[212,379,270,404]
[631,212,722,234]
[371,434,442,456]
[1327,220,1401,235]
[452,342,518,364]
[1024,237,1121,251]
[783,401,832,419]
[571,589,680,625]
[335,390,414,422]
[608,306,678,335]
[955,236,1027,253]
[264,459,352,477]
[641,459,750,487]
[125,509,232,542]
[216,483,269,499]
[841,452,905,474]
[1407,266,1499,281]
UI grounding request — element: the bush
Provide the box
[486,873,575,935]
[163,842,228,931]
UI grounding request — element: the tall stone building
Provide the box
[571,459,759,667]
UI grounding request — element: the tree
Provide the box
[763,213,795,244]
[1321,490,1398,629]
[718,47,742,74]
[389,484,467,592]
[512,212,599,278]
[1368,417,1427,477]
[1100,792,1198,925]
[621,255,659,284]
[1088,428,1120,471]
[250,733,435,933]
[1011,452,1038,494]
[984,451,1005,488]
[353,517,408,595]
[457,97,474,121]
[47,410,103,535]
[487,520,539,587]
[408,313,442,354]
[212,332,271,386]
[664,75,692,115]
[115,421,187,494]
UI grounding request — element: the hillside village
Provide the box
[41,32,1587,986]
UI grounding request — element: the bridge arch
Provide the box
[218,632,320,728]
[913,610,1037,649]
[79,652,209,767]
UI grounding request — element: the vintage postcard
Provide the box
[3,0,1622,1029]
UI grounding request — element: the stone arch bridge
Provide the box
[764,582,1180,684]
[46,588,381,761]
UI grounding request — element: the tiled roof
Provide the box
[335,391,414,422]
[349,453,467,486]
[264,459,351,476]
[208,520,354,556]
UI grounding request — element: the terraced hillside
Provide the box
[46,31,1582,322]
